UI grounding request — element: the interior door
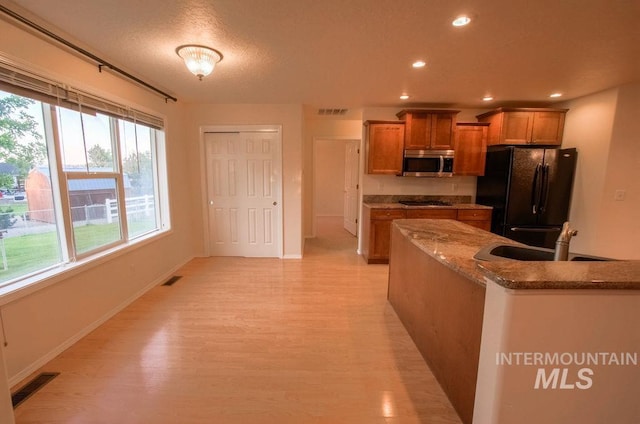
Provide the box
[204,130,282,257]
[343,141,359,235]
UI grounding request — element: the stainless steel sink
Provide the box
[473,243,613,262]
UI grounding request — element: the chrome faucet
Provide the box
[554,222,578,261]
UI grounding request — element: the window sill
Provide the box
[0,228,172,306]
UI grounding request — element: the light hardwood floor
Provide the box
[13,217,462,424]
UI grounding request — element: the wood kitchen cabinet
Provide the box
[362,205,492,263]
[476,108,567,146]
[396,109,460,150]
[406,209,457,219]
[457,209,492,231]
[361,207,407,263]
[453,123,489,176]
[364,120,405,175]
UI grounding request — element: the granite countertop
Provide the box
[363,202,493,210]
[392,219,640,290]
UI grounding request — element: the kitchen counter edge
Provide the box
[392,219,640,290]
[363,202,493,210]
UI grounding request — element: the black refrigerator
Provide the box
[476,146,578,248]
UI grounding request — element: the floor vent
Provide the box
[12,372,59,408]
[162,275,182,286]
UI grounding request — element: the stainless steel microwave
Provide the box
[402,149,455,177]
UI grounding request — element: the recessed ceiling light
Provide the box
[412,60,426,68]
[400,94,410,100]
[549,92,563,98]
[482,96,494,101]
[452,15,471,27]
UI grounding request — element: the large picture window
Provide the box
[0,83,168,288]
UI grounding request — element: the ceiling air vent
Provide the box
[318,108,348,116]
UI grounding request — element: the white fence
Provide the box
[105,195,155,223]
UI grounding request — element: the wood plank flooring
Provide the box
[12,217,462,424]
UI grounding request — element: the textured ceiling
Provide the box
[2,0,639,108]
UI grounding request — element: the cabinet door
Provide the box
[369,209,406,261]
[457,209,492,231]
[404,113,431,149]
[370,219,393,259]
[530,111,565,145]
[430,113,456,149]
[456,209,492,221]
[367,123,404,174]
[502,111,533,144]
[453,125,487,176]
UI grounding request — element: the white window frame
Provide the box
[0,57,171,291]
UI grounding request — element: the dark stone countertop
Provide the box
[392,219,640,290]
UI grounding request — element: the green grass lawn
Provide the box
[0,219,156,284]
[0,203,28,215]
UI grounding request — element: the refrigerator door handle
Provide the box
[531,163,542,214]
[539,164,550,213]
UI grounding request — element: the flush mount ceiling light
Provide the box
[400,94,410,100]
[549,92,563,98]
[482,95,494,101]
[176,45,223,81]
[452,15,472,27]
[412,60,426,68]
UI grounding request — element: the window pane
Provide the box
[0,91,63,286]
[69,177,122,254]
[58,108,114,172]
[119,122,158,238]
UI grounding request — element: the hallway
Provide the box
[12,217,461,423]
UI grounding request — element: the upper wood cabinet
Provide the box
[453,123,489,176]
[476,108,568,146]
[396,109,460,150]
[364,120,405,175]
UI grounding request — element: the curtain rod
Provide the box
[0,4,178,103]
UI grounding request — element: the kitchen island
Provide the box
[388,219,640,424]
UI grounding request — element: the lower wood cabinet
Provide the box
[362,206,492,264]
[457,209,492,231]
[406,209,457,219]
[361,208,407,264]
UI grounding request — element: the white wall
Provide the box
[314,139,347,217]
[0,17,195,390]
[184,103,304,258]
[475,281,640,423]
[562,83,640,259]
[596,83,640,259]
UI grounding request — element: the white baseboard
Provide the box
[8,257,193,387]
[282,254,303,259]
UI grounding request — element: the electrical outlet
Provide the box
[614,189,626,201]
